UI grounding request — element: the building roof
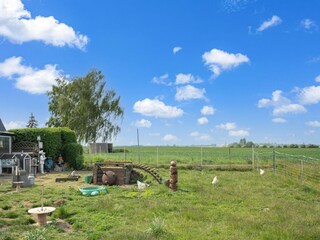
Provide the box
[0,118,6,132]
[0,118,15,136]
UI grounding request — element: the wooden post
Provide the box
[169,161,178,191]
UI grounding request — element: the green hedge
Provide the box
[9,127,79,162]
[63,143,84,170]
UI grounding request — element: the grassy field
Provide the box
[84,146,320,167]
[0,168,319,240]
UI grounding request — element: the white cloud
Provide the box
[315,75,320,82]
[190,131,210,141]
[173,46,182,54]
[257,15,282,32]
[272,118,286,123]
[135,119,152,128]
[0,0,88,49]
[301,18,317,31]
[133,98,184,118]
[228,129,249,137]
[305,121,320,128]
[175,85,206,101]
[190,131,200,137]
[152,73,170,85]
[197,117,208,125]
[273,104,306,115]
[202,48,249,78]
[175,73,203,85]
[304,130,315,135]
[258,90,290,108]
[258,90,307,115]
[216,122,237,130]
[4,120,25,130]
[0,56,63,94]
[298,86,320,105]
[201,106,215,115]
[163,134,179,142]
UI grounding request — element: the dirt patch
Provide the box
[55,219,73,233]
[22,200,33,209]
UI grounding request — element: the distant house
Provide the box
[0,118,14,154]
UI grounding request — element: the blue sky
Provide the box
[0,0,320,146]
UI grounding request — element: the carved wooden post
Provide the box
[169,160,178,191]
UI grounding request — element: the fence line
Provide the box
[253,148,320,189]
[83,146,319,189]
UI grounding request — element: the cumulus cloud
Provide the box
[152,73,170,85]
[0,0,88,49]
[301,18,317,31]
[0,56,63,94]
[297,86,320,105]
[175,73,203,85]
[258,90,307,115]
[272,118,287,123]
[175,85,206,101]
[216,122,249,137]
[305,121,320,128]
[315,75,320,82]
[273,104,306,115]
[173,46,182,54]
[257,15,282,32]
[163,134,179,142]
[190,131,210,141]
[228,129,249,137]
[4,120,25,130]
[201,106,215,115]
[197,117,208,125]
[135,119,152,128]
[202,48,249,78]
[216,122,237,130]
[133,98,184,118]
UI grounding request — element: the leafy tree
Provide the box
[244,141,254,148]
[26,113,38,128]
[47,69,124,143]
[239,138,246,146]
[289,144,299,148]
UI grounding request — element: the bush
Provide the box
[9,127,77,160]
[60,127,77,144]
[24,228,47,240]
[63,143,84,170]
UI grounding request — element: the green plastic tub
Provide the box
[79,186,107,196]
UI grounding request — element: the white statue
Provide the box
[39,150,46,174]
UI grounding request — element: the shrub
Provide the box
[23,228,47,240]
[9,127,77,160]
[60,127,77,144]
[63,143,84,170]
[145,216,167,237]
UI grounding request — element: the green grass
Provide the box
[0,169,319,239]
[84,146,320,166]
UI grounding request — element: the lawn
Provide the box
[0,168,319,240]
[84,146,320,166]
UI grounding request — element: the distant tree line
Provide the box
[229,138,319,148]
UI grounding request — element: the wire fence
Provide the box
[83,146,320,189]
[254,149,320,190]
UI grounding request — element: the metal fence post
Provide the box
[300,159,304,184]
[273,148,276,176]
[157,147,159,167]
[201,146,203,167]
[251,145,255,169]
